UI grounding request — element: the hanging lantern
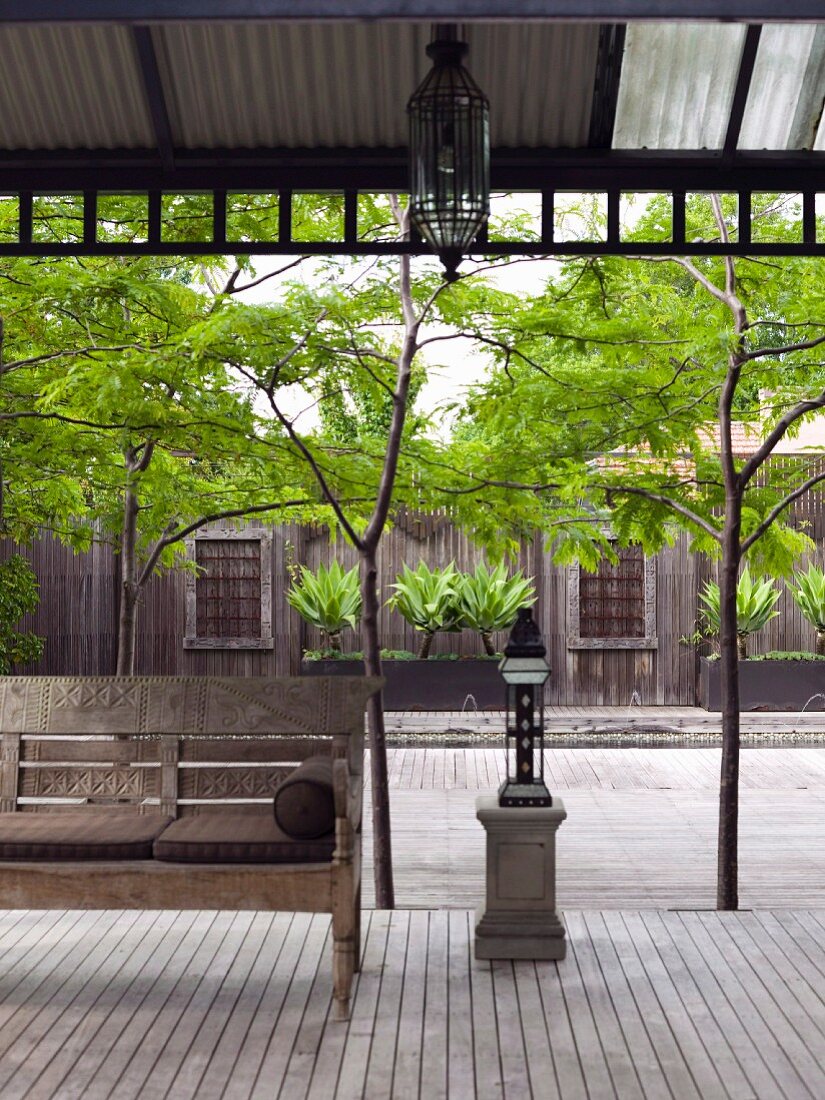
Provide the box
[407,24,490,283]
[499,606,552,808]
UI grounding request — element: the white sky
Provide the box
[233,244,558,436]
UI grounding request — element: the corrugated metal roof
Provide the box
[0,25,153,149]
[0,21,597,153]
[613,23,746,150]
[739,24,825,149]
[0,19,820,159]
[155,22,599,150]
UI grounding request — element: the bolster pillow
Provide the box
[274,755,336,839]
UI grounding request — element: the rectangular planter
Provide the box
[301,658,504,711]
[698,656,825,712]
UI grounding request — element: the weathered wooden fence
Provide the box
[4,478,825,706]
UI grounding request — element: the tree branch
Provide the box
[744,332,825,361]
[136,496,357,586]
[741,469,825,553]
[223,258,307,295]
[600,483,722,542]
[738,392,825,485]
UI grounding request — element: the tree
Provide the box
[0,190,392,676]
[0,250,334,673]
[444,193,825,909]
[196,197,481,907]
[0,555,44,674]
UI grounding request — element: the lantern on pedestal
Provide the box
[498,606,552,807]
[407,23,490,283]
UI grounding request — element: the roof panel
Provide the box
[154,21,599,151]
[613,23,746,150]
[0,25,152,150]
[738,24,825,150]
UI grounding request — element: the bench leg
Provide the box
[332,933,354,1020]
[353,882,362,973]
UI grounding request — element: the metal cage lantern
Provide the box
[499,607,552,808]
[407,24,490,283]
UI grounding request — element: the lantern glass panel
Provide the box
[499,655,551,685]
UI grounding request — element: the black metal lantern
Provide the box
[499,607,552,807]
[407,24,490,284]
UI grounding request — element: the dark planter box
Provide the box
[301,658,503,710]
[698,656,825,712]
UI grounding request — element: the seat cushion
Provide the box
[273,755,335,839]
[153,812,335,864]
[0,811,173,861]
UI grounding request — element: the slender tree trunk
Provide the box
[418,632,434,659]
[481,630,496,657]
[718,518,742,910]
[360,547,394,908]
[116,487,139,676]
[736,635,747,660]
[327,629,342,654]
[817,630,825,657]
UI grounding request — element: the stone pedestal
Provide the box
[474,793,567,960]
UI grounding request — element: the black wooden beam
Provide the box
[588,24,626,148]
[0,238,821,258]
[724,23,762,158]
[0,146,822,193]
[132,27,175,174]
[0,2,823,21]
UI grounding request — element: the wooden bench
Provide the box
[0,675,381,1018]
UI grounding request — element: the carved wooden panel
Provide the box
[1,733,20,813]
[178,765,292,800]
[19,765,157,801]
[567,555,658,650]
[184,528,274,650]
[0,676,381,737]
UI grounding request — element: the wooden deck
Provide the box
[361,747,825,909]
[0,907,822,1099]
[0,746,824,1098]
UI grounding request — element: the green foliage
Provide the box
[387,562,462,657]
[698,568,781,642]
[0,555,45,674]
[287,561,362,651]
[441,194,825,578]
[788,564,825,631]
[456,561,536,654]
[303,648,419,661]
[753,650,825,661]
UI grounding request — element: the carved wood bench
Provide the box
[0,675,381,1019]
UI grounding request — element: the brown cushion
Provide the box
[0,812,173,861]
[153,812,335,864]
[273,755,335,839]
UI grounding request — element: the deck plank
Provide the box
[419,909,449,1100]
[391,909,428,1100]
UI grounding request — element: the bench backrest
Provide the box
[0,676,380,817]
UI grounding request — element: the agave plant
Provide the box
[387,561,462,658]
[456,561,536,656]
[788,564,825,655]
[287,561,361,653]
[698,567,780,659]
